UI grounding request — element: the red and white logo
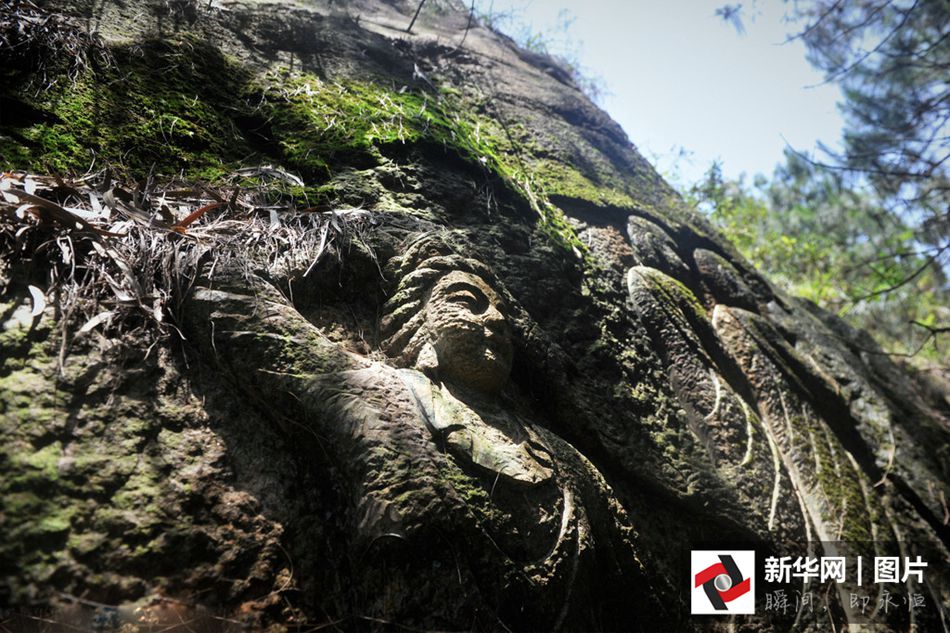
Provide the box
[691,550,755,614]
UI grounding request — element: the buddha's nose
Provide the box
[484,304,508,335]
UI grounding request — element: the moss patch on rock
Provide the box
[1,36,256,179]
[1,31,586,254]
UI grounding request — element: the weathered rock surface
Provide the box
[1,1,947,631]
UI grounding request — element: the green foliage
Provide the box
[790,0,949,221]
[784,0,949,336]
[690,153,948,363]
[703,1,949,364]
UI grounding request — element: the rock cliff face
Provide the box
[1,1,947,631]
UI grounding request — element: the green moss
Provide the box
[258,73,498,179]
[5,491,74,544]
[1,36,256,179]
[19,441,61,475]
[2,39,586,252]
[118,416,153,439]
[0,368,55,414]
[256,72,586,253]
[440,464,492,519]
[67,530,107,556]
[260,76,431,175]
[0,303,53,372]
[810,424,873,543]
[4,491,47,515]
[112,468,161,510]
[36,513,71,537]
[533,158,638,209]
[634,266,708,320]
[0,136,33,170]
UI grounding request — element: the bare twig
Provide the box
[406,0,426,33]
[458,0,475,48]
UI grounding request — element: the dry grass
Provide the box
[0,0,113,87]
[0,166,391,366]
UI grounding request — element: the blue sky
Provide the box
[476,0,845,186]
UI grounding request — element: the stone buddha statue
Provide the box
[380,241,556,488]
[183,231,649,631]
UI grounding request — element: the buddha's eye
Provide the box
[451,292,479,308]
[442,282,490,313]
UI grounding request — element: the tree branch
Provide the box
[852,242,948,302]
[805,0,919,87]
[406,0,426,33]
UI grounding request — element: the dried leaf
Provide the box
[88,191,103,215]
[157,204,175,223]
[78,310,115,334]
[11,190,125,236]
[172,201,227,233]
[103,188,151,224]
[304,222,331,278]
[53,175,83,199]
[57,237,74,265]
[232,165,304,187]
[201,184,225,203]
[0,175,17,202]
[28,285,46,317]
[152,298,164,323]
[90,241,143,298]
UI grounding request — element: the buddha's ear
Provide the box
[415,341,439,378]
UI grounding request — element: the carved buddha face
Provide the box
[421,271,513,394]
